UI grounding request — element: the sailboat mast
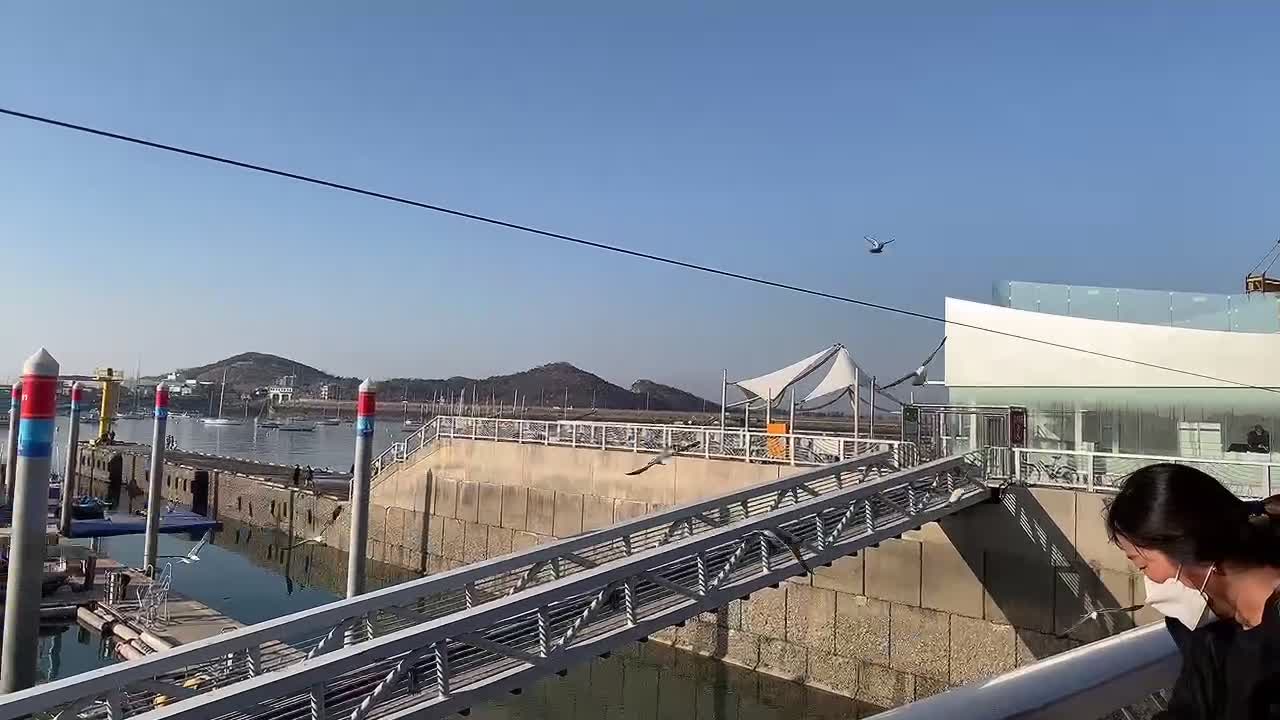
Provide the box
[218,368,228,418]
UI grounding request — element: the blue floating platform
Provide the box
[66,511,221,539]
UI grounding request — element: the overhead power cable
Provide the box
[1,106,1275,395]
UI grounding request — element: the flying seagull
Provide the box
[1056,604,1144,639]
[864,235,896,255]
[626,441,700,476]
[880,337,946,390]
[760,529,812,575]
[158,530,211,565]
[288,535,326,550]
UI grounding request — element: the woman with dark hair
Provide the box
[1106,463,1280,719]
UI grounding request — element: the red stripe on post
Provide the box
[156,386,169,408]
[19,375,57,419]
[357,390,376,417]
[70,384,82,403]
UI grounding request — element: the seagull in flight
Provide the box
[760,529,812,574]
[626,441,700,476]
[288,534,326,550]
[158,530,211,565]
[1056,604,1144,639]
[864,235,896,255]
[880,337,946,390]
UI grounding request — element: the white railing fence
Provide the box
[372,415,915,480]
[1011,446,1277,498]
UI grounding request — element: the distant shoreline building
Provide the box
[945,281,1280,462]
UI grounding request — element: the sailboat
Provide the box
[200,368,242,426]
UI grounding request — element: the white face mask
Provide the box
[1144,564,1217,630]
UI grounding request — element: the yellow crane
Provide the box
[92,367,125,444]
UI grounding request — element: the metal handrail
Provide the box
[1016,445,1277,469]
[1012,446,1276,497]
[875,622,1178,720]
[0,453,899,720]
[127,453,989,720]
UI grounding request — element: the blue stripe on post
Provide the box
[17,419,54,458]
[356,417,374,436]
[155,407,169,419]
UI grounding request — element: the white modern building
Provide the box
[945,281,1280,462]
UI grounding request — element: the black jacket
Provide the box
[1158,593,1280,719]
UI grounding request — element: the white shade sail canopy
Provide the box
[730,344,840,406]
[801,347,868,408]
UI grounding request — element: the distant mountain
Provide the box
[159,354,717,412]
[167,352,347,391]
[630,379,718,412]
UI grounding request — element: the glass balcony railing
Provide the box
[994,281,1280,333]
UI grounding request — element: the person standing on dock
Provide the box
[304,465,314,489]
[291,464,301,487]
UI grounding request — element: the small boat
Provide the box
[257,419,283,429]
[314,418,339,426]
[70,496,107,520]
[278,419,315,432]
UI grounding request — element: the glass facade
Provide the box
[949,283,1280,491]
[995,281,1280,333]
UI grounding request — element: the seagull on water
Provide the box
[864,235,896,255]
[626,441,700,476]
[880,337,946,390]
[158,530,211,565]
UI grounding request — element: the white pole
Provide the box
[765,388,772,426]
[869,375,876,441]
[720,370,727,431]
[789,388,796,429]
[853,367,861,438]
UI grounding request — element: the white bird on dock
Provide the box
[625,441,700,476]
[864,235,896,255]
[158,530,211,565]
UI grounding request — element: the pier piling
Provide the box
[59,381,83,535]
[142,383,169,575]
[347,378,376,598]
[1,349,59,692]
[3,380,20,505]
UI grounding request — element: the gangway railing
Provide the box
[118,453,989,720]
[0,452,901,720]
[373,415,914,480]
[875,622,1178,720]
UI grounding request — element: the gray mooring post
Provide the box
[58,382,83,536]
[1,349,59,692]
[3,380,20,505]
[347,379,376,598]
[142,384,170,575]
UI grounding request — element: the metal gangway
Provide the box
[2,449,946,720]
[0,451,991,720]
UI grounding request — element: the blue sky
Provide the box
[2,3,1277,398]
